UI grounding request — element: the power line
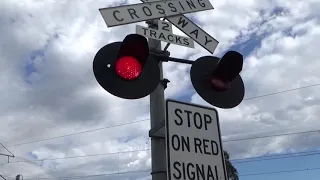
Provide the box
[232,149,320,161]
[4,122,320,149]
[60,167,320,178]
[0,149,151,165]
[224,129,320,142]
[232,149,320,164]
[243,83,320,101]
[3,170,151,180]
[1,85,320,180]
[240,167,320,176]
[3,148,320,166]
[3,83,320,148]
[4,119,149,148]
[5,166,320,179]
[0,143,14,157]
[3,129,320,164]
[59,170,150,180]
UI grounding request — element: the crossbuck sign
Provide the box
[166,100,227,180]
[99,0,219,54]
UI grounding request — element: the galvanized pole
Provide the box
[148,19,167,180]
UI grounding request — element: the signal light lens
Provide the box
[211,78,231,92]
[115,56,142,80]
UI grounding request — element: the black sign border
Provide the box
[165,99,228,180]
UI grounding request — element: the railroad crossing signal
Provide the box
[95,1,245,180]
[93,33,245,108]
[94,0,245,109]
[190,51,245,109]
[93,34,160,99]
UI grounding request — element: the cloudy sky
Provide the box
[1,0,320,179]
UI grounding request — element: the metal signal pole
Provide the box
[148,19,167,180]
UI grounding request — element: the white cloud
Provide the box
[0,0,320,179]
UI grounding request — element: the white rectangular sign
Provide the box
[136,25,194,48]
[99,0,214,27]
[166,99,227,180]
[158,20,173,33]
[140,0,219,54]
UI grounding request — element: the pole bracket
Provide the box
[150,170,167,175]
[149,121,165,139]
[146,19,158,28]
[161,78,170,89]
[150,50,170,63]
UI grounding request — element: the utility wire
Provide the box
[1,84,320,179]
[0,149,150,165]
[224,129,320,142]
[4,119,149,148]
[0,143,14,157]
[5,123,320,149]
[2,84,320,148]
[240,167,320,176]
[5,166,320,179]
[243,83,320,101]
[2,148,320,166]
[232,149,320,161]
[232,150,320,164]
[59,169,150,180]
[2,170,150,180]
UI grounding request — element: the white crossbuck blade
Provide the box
[100,0,213,27]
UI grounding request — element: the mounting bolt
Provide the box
[163,50,170,56]
[161,78,170,89]
[146,19,158,29]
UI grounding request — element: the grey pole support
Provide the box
[148,19,167,180]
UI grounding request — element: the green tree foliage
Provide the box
[224,150,239,180]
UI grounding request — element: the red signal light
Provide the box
[211,78,231,92]
[190,51,245,109]
[115,56,142,80]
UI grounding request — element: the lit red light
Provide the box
[115,56,142,80]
